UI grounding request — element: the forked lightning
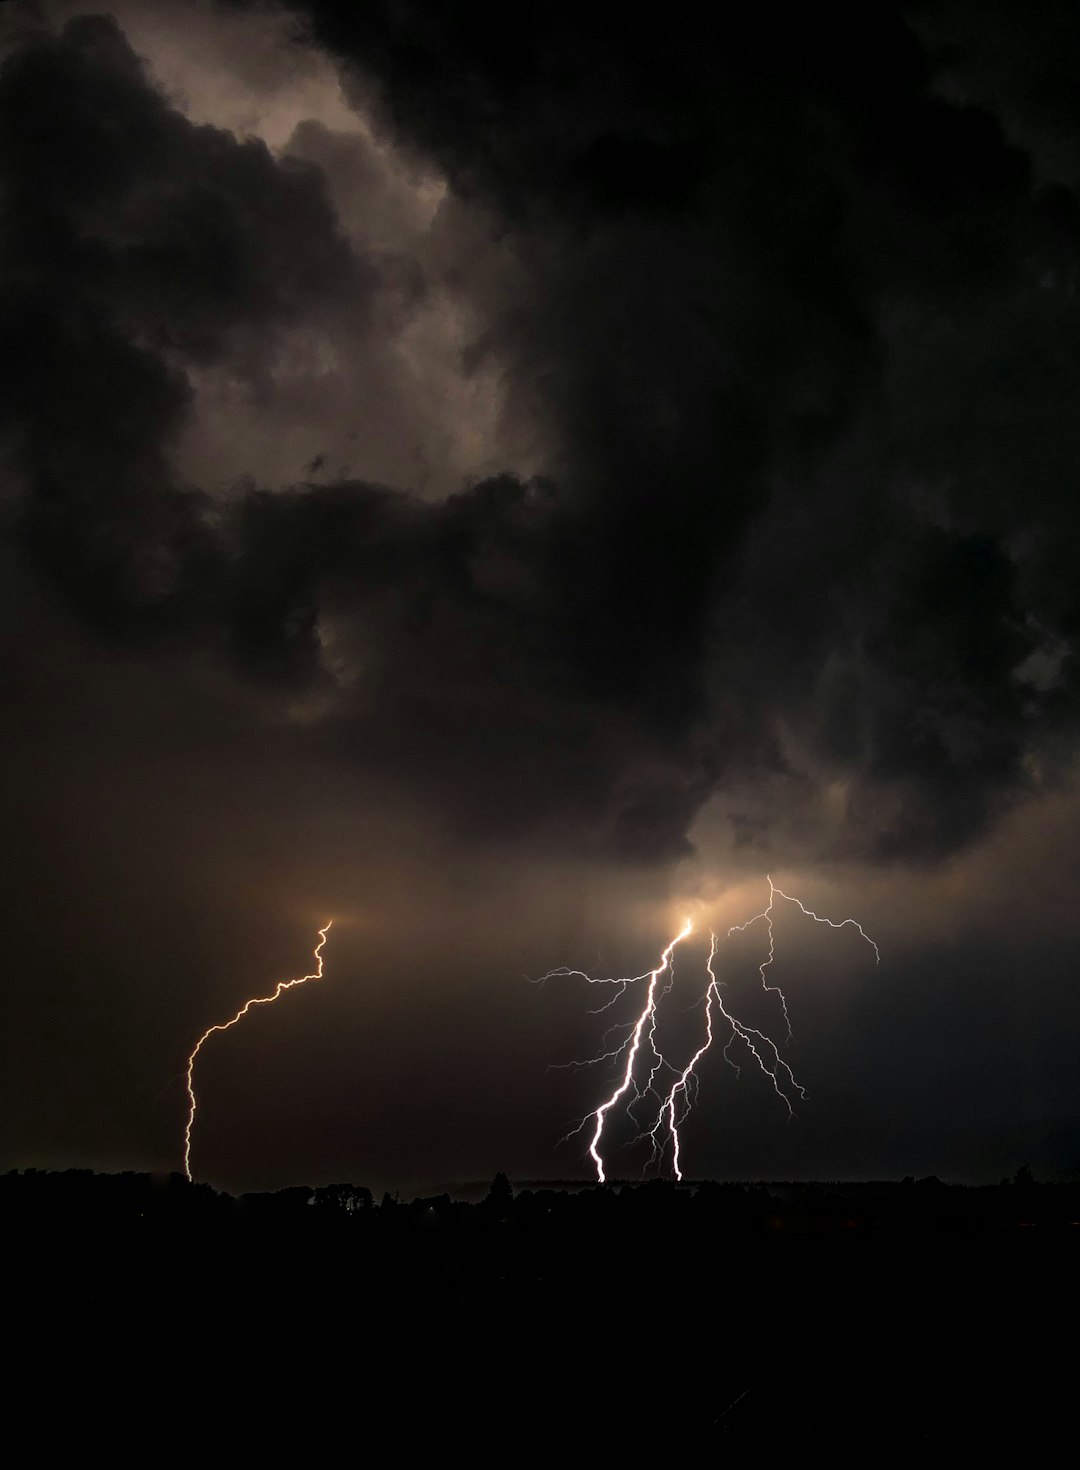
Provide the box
[543,878,878,1181]
[183,922,332,1181]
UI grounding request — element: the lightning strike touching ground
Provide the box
[543,880,878,1182]
[182,922,332,1182]
[581,919,692,1184]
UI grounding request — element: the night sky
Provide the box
[3,0,1080,1195]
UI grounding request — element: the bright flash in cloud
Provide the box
[541,878,878,1182]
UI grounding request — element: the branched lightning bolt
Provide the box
[534,960,668,1087]
[580,920,692,1183]
[183,921,332,1182]
[546,878,878,1182]
[726,875,880,1041]
[725,876,789,1037]
[661,932,806,1179]
[769,878,880,962]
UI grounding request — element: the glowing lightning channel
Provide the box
[547,878,878,1182]
[769,878,880,963]
[583,920,692,1184]
[661,933,806,1180]
[183,921,332,1182]
[726,875,879,1041]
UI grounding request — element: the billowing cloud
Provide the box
[3,2,1080,1190]
[5,6,1080,868]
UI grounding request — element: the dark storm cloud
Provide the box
[217,470,716,855]
[7,3,1080,865]
[0,15,337,626]
[0,12,375,634]
[911,0,1080,184]
[255,0,1080,858]
[0,10,728,858]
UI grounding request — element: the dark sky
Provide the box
[3,0,1080,1193]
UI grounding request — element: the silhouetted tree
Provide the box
[485,1171,513,1215]
[311,1183,374,1212]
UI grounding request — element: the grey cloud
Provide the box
[8,3,1080,869]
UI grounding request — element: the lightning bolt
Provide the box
[580,919,692,1185]
[183,921,332,1182]
[546,879,878,1182]
[661,932,806,1180]
[726,875,880,1040]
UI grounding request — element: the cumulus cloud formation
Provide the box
[3,0,1080,871]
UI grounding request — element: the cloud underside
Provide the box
[4,5,1080,865]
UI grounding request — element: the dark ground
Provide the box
[7,1170,1075,1451]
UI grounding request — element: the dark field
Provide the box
[7,1170,1074,1452]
